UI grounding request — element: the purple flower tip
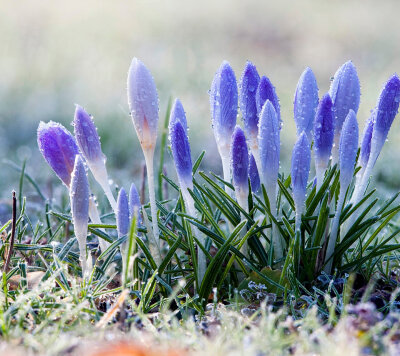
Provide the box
[127,57,159,151]
[258,100,280,189]
[129,183,142,226]
[170,98,188,132]
[239,61,260,140]
[231,126,249,194]
[294,67,319,139]
[117,187,130,237]
[256,75,281,122]
[249,153,260,193]
[329,60,360,138]
[169,107,193,188]
[291,131,311,209]
[37,121,80,187]
[339,110,359,187]
[70,155,89,226]
[314,93,334,166]
[210,61,238,146]
[73,105,104,164]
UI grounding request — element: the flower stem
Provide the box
[88,196,109,253]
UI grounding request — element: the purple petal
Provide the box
[170,98,188,133]
[249,153,260,194]
[37,121,80,187]
[210,61,238,146]
[127,58,159,150]
[231,126,249,194]
[294,67,319,139]
[240,61,260,140]
[70,155,89,226]
[117,187,130,237]
[360,111,375,168]
[73,105,104,164]
[256,75,281,123]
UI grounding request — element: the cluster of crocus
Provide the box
[38,55,400,282]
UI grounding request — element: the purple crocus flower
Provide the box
[240,61,260,146]
[325,110,358,273]
[70,155,90,277]
[129,182,142,226]
[169,103,193,190]
[313,93,334,189]
[37,121,79,187]
[291,132,311,231]
[127,58,159,151]
[256,75,281,122]
[117,188,130,238]
[329,61,360,163]
[359,111,375,172]
[231,126,249,200]
[249,153,260,194]
[73,105,117,212]
[294,68,319,140]
[170,98,188,132]
[258,100,280,201]
[210,61,238,151]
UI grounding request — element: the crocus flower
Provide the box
[37,121,79,187]
[117,188,130,238]
[291,132,311,232]
[294,68,319,140]
[351,74,400,205]
[169,99,206,285]
[231,126,249,201]
[127,57,160,256]
[313,93,334,190]
[329,61,360,163]
[70,155,90,278]
[249,153,260,194]
[210,61,238,188]
[359,111,375,176]
[258,100,281,258]
[240,61,261,170]
[73,105,117,212]
[231,125,250,256]
[325,110,358,273]
[256,75,281,123]
[129,182,142,226]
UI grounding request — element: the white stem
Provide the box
[237,192,249,257]
[88,196,110,253]
[143,150,161,255]
[269,198,282,261]
[331,133,340,166]
[222,155,234,197]
[324,190,345,274]
[89,161,117,213]
[75,226,88,278]
[295,210,302,234]
[184,191,206,286]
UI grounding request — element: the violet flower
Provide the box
[240,61,261,170]
[70,155,90,278]
[256,75,281,123]
[329,61,360,163]
[258,100,281,258]
[313,93,334,190]
[249,153,260,194]
[127,57,161,258]
[210,61,238,190]
[117,188,130,238]
[291,132,311,232]
[294,68,319,141]
[37,121,79,187]
[325,110,359,273]
[73,105,117,212]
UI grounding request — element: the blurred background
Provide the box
[1,0,400,207]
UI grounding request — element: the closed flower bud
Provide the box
[291,132,311,229]
[129,183,142,226]
[73,105,104,164]
[314,93,334,188]
[117,188,130,238]
[210,61,238,151]
[258,100,280,199]
[231,126,249,198]
[70,155,90,277]
[294,67,319,140]
[127,57,159,151]
[256,75,281,123]
[37,121,79,187]
[339,110,359,189]
[249,153,260,194]
[359,111,375,171]
[169,102,193,189]
[240,61,260,143]
[329,61,360,162]
[170,98,188,132]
